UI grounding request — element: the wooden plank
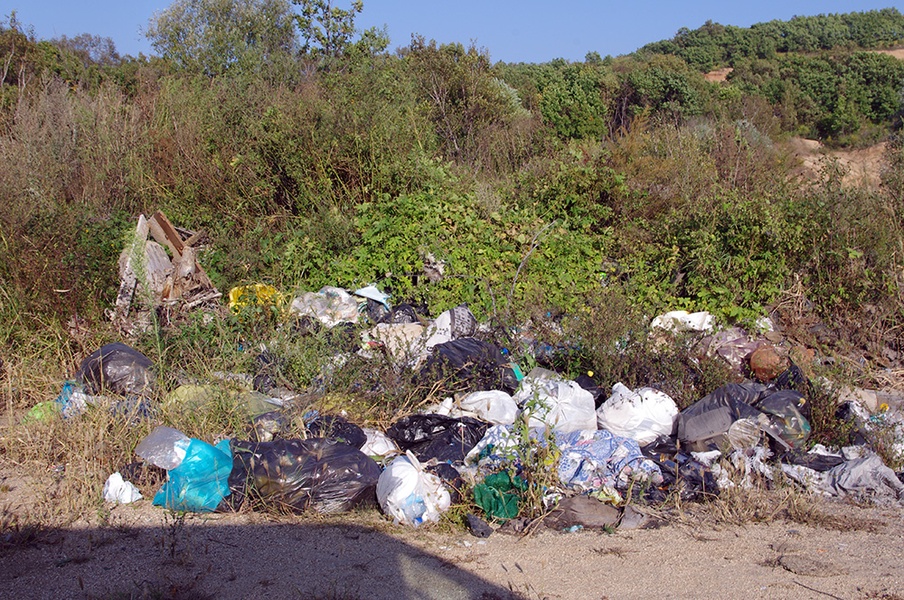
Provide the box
[150,210,185,257]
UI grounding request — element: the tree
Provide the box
[292,0,362,58]
[52,34,120,67]
[146,0,298,76]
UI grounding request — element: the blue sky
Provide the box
[6,1,904,63]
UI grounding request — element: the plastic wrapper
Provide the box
[76,342,155,396]
[229,438,381,513]
[386,414,488,463]
[376,452,451,527]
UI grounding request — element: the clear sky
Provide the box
[6,1,904,64]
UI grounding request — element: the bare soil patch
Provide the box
[786,137,886,189]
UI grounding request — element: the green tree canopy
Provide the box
[146,0,298,76]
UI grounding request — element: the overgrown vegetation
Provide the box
[1,4,903,525]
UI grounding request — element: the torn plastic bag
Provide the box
[754,391,811,449]
[306,414,367,449]
[773,363,811,396]
[288,286,360,328]
[555,429,663,491]
[136,425,191,470]
[76,342,155,396]
[377,451,451,526]
[782,454,904,502]
[422,338,517,392]
[596,383,678,447]
[386,414,488,463]
[677,384,790,452]
[153,438,232,512]
[697,327,761,374]
[457,390,519,425]
[360,322,426,366]
[229,438,381,513]
[515,368,597,434]
[54,380,95,419]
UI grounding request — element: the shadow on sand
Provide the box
[1,518,527,599]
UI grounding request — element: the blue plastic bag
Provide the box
[153,439,232,512]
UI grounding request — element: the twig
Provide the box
[509,220,557,302]
[792,580,845,600]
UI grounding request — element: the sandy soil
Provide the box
[786,137,886,189]
[2,483,903,600]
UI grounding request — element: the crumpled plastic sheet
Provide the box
[554,430,663,491]
[782,453,904,502]
[465,425,526,469]
[289,286,360,328]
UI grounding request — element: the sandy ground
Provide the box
[2,489,903,600]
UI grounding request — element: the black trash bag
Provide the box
[427,462,465,504]
[228,438,381,513]
[422,337,516,392]
[641,434,679,460]
[782,450,845,472]
[773,363,810,396]
[386,414,488,463]
[76,342,155,396]
[574,373,604,408]
[306,415,367,449]
[677,386,770,452]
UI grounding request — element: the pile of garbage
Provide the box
[36,284,904,535]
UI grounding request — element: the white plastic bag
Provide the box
[458,390,519,425]
[596,383,678,447]
[360,428,400,458]
[103,472,143,504]
[376,451,451,526]
[514,368,597,433]
[135,425,190,470]
[650,310,714,334]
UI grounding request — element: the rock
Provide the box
[749,345,787,382]
[545,496,621,531]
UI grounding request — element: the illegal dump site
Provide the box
[2,211,904,599]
